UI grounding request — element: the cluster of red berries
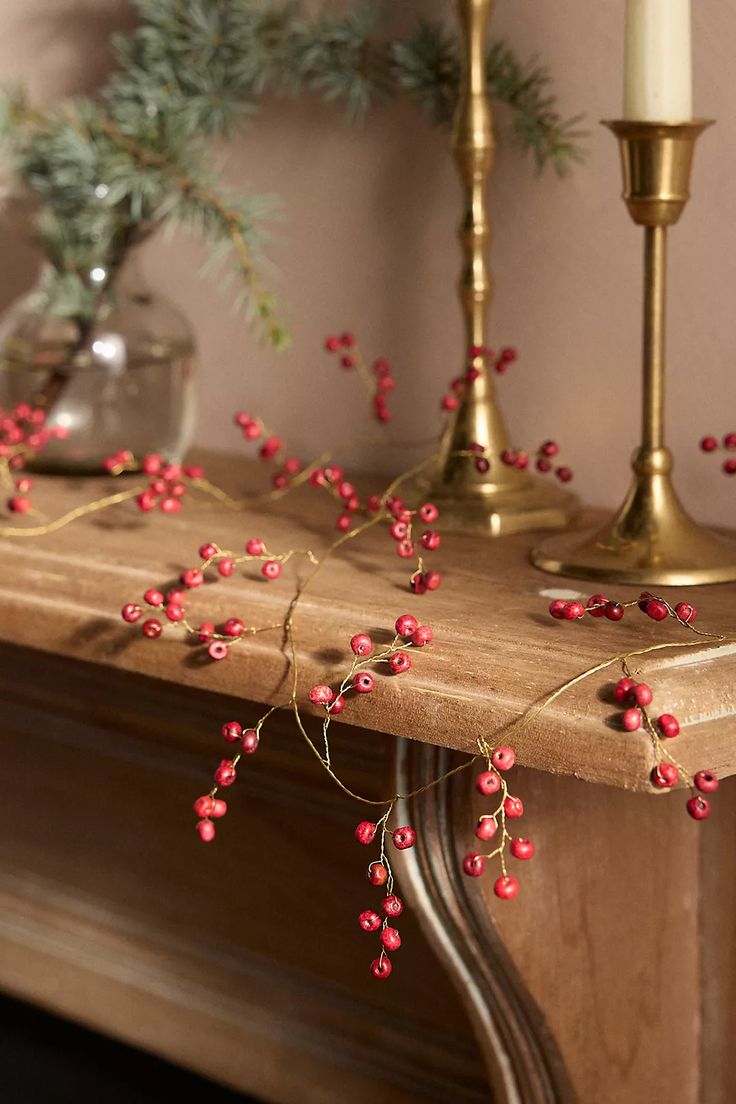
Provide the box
[324,332,394,423]
[308,615,432,718]
[233,413,306,491]
[700,432,736,475]
[356,813,415,980]
[193,717,264,842]
[121,537,285,660]
[440,345,517,413]
[613,674,717,820]
[309,463,363,532]
[463,744,532,899]
[104,451,206,513]
[549,592,696,626]
[1,402,69,513]
[501,439,573,483]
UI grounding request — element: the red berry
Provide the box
[395,614,418,637]
[166,588,185,605]
[675,602,696,623]
[475,457,490,474]
[340,331,355,348]
[424,570,442,591]
[724,458,736,475]
[224,617,245,638]
[536,457,552,474]
[217,558,235,577]
[198,543,218,560]
[325,336,340,352]
[421,530,441,551]
[658,713,680,739]
[336,514,351,533]
[355,821,377,846]
[381,927,401,952]
[353,672,375,694]
[694,770,718,793]
[181,568,204,588]
[197,820,215,842]
[475,770,501,796]
[198,622,215,643]
[246,538,265,555]
[614,677,635,703]
[350,632,373,656]
[211,799,227,818]
[241,729,259,754]
[605,602,625,621]
[651,763,679,788]
[418,503,439,524]
[510,837,535,860]
[564,601,585,620]
[442,395,459,412]
[492,746,515,772]
[411,625,432,647]
[622,708,641,732]
[214,760,237,786]
[221,721,242,742]
[586,594,609,618]
[382,894,403,918]
[686,795,711,820]
[549,599,567,620]
[555,467,573,483]
[410,574,427,595]
[463,852,485,877]
[159,496,181,513]
[142,618,162,639]
[389,652,411,674]
[309,684,335,705]
[359,910,382,932]
[634,682,653,707]
[475,816,498,841]
[368,862,388,886]
[725,432,736,449]
[501,449,518,467]
[494,875,520,900]
[370,955,392,980]
[540,440,560,458]
[164,603,184,623]
[700,436,718,452]
[207,640,228,661]
[121,603,142,623]
[8,495,32,513]
[504,795,524,819]
[645,599,669,621]
[392,826,416,850]
[329,694,346,714]
[193,795,214,817]
[144,588,164,607]
[262,560,282,580]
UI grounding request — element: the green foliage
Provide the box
[0,1,583,346]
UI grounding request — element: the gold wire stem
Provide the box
[532,119,736,585]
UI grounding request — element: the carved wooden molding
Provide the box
[393,738,576,1104]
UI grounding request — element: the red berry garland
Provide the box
[463,740,531,899]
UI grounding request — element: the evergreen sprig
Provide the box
[0,1,583,346]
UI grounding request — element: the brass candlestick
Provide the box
[426,0,577,536]
[532,120,736,586]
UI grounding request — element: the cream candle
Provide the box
[624,0,692,121]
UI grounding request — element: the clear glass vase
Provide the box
[0,252,197,473]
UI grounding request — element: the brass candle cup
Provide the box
[532,119,736,586]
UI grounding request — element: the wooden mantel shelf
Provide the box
[2,452,736,1104]
[1,453,736,792]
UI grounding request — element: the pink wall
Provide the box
[1,1,734,523]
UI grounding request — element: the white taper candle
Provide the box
[624,0,692,121]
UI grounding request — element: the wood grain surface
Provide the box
[0,453,735,791]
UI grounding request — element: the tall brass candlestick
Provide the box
[427,0,576,536]
[532,120,736,585]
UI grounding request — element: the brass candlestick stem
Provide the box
[426,0,576,536]
[532,120,736,585]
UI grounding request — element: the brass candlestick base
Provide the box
[427,0,577,537]
[532,119,736,586]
